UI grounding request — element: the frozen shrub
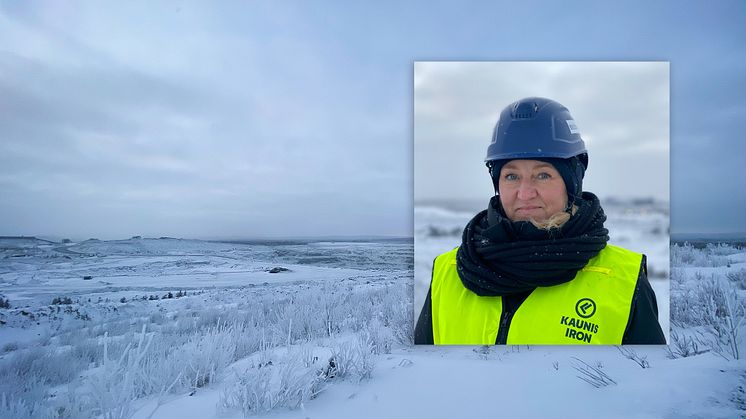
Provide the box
[0,296,10,309]
[173,320,238,392]
[670,286,699,327]
[616,346,650,368]
[673,271,746,360]
[665,329,708,359]
[194,307,223,330]
[380,284,413,345]
[699,277,745,360]
[727,269,746,290]
[0,346,84,389]
[706,242,741,256]
[83,325,153,419]
[70,339,101,366]
[571,357,616,388]
[221,363,274,414]
[325,335,375,382]
[0,393,48,419]
[670,267,686,287]
[671,244,696,266]
[0,369,47,412]
[362,318,396,355]
[671,243,731,267]
[220,348,325,416]
[102,320,136,339]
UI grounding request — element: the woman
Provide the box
[414,97,666,345]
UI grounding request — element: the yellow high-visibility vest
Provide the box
[431,244,641,345]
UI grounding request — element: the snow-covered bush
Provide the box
[727,269,746,290]
[70,338,101,367]
[0,346,86,392]
[83,326,154,419]
[0,370,48,415]
[169,319,239,392]
[220,347,326,416]
[665,329,708,359]
[671,265,745,360]
[705,242,742,256]
[699,277,745,360]
[325,335,375,382]
[362,318,396,355]
[0,393,50,419]
[379,284,413,345]
[671,243,732,267]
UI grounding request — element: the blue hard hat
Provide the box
[485,97,588,168]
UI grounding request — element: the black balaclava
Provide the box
[489,156,586,210]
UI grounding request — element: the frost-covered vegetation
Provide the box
[2,234,746,418]
[0,238,412,418]
[0,281,411,417]
[670,242,746,361]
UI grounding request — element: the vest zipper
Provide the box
[495,309,514,344]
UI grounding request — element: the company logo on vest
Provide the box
[575,298,596,318]
[561,298,599,343]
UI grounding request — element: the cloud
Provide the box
[1,2,745,236]
[0,2,412,238]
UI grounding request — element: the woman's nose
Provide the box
[517,181,537,200]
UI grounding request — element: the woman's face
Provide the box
[498,159,568,222]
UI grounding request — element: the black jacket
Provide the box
[414,255,666,345]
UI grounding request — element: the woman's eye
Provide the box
[536,172,552,180]
[504,173,518,181]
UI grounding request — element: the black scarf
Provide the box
[456,192,609,296]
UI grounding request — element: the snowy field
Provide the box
[2,229,746,418]
[0,237,413,418]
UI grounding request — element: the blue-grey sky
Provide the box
[1,1,745,238]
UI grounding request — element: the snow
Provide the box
[1,233,745,418]
[132,346,741,419]
[267,347,738,419]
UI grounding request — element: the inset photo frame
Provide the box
[414,61,670,345]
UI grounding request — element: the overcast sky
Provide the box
[1,1,745,238]
[415,62,669,203]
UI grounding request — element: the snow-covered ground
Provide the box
[1,229,745,418]
[0,237,413,418]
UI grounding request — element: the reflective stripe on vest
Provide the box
[431,244,641,345]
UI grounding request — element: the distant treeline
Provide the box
[671,240,746,249]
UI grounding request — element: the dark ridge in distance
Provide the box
[212,236,413,246]
[0,236,56,244]
[671,232,746,242]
